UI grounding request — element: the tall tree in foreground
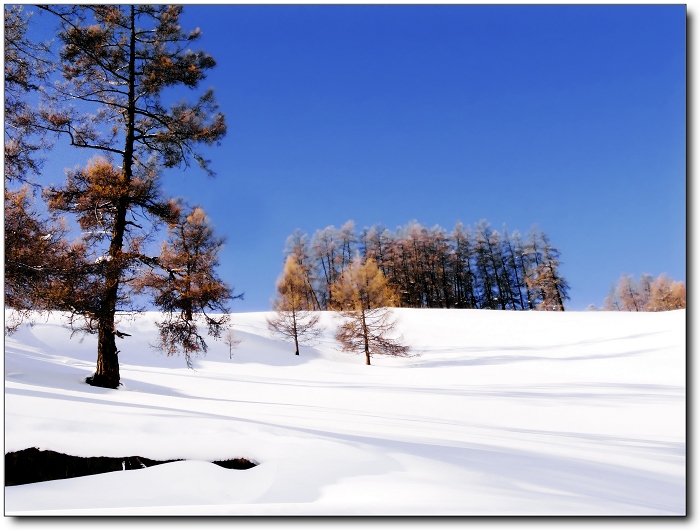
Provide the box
[39,5,227,387]
[331,258,411,365]
[137,205,235,368]
[267,256,323,355]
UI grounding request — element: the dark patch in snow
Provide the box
[5,448,257,486]
[212,458,258,470]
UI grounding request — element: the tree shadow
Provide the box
[407,347,662,368]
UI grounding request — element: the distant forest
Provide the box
[282,220,569,312]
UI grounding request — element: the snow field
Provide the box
[4,308,685,515]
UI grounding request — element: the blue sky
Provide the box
[29,4,687,312]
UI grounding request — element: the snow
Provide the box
[3,308,685,516]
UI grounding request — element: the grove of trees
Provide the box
[282,219,570,312]
[4,6,235,388]
[603,274,686,312]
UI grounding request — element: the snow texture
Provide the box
[4,308,685,515]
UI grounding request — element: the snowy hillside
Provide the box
[4,308,685,515]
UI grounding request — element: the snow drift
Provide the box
[4,308,685,515]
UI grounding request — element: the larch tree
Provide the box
[4,5,51,184]
[284,229,321,310]
[137,205,236,368]
[616,274,644,312]
[648,275,686,311]
[473,221,501,309]
[524,229,569,311]
[310,225,340,309]
[267,256,323,355]
[501,228,529,310]
[603,284,622,311]
[38,5,227,388]
[4,186,89,332]
[4,6,88,331]
[605,273,686,312]
[449,222,478,309]
[331,257,411,366]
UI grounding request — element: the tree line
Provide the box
[4,6,235,387]
[282,219,570,313]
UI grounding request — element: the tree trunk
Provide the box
[88,6,136,389]
[292,307,299,355]
[548,262,566,311]
[361,309,371,365]
[87,320,120,388]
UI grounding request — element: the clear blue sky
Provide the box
[32,4,688,312]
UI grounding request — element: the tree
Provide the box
[137,205,236,368]
[310,225,340,309]
[603,284,622,311]
[616,274,644,312]
[4,6,79,332]
[647,274,686,311]
[449,222,478,309]
[501,228,530,310]
[267,256,323,355]
[4,186,88,333]
[524,229,569,311]
[39,5,227,387]
[473,220,502,309]
[4,5,51,184]
[331,258,411,365]
[223,328,242,359]
[283,229,321,310]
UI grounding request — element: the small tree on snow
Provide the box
[267,256,323,355]
[224,328,241,359]
[331,257,411,365]
[138,205,238,368]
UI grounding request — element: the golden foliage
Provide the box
[267,256,323,355]
[330,258,410,365]
[604,273,685,312]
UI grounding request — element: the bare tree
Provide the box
[224,328,242,359]
[267,257,323,355]
[331,258,411,365]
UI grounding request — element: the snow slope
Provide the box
[4,308,685,515]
